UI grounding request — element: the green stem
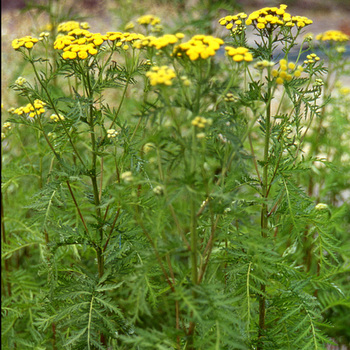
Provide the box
[66,181,89,233]
[258,31,274,350]
[108,70,132,131]
[85,70,104,279]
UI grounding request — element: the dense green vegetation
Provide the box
[2,1,350,349]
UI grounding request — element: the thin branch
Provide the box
[66,180,89,233]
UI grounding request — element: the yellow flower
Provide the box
[316,30,349,42]
[15,77,27,86]
[273,58,300,84]
[174,35,224,61]
[137,15,161,26]
[54,29,107,60]
[11,100,46,118]
[50,114,65,122]
[3,122,12,130]
[218,12,247,35]
[191,116,212,129]
[107,129,119,138]
[12,36,39,50]
[244,4,312,32]
[225,46,253,62]
[125,22,135,31]
[305,53,320,64]
[146,66,176,86]
[139,34,182,50]
[57,21,90,33]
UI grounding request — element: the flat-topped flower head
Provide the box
[57,21,90,33]
[191,116,212,128]
[304,53,320,65]
[54,29,108,60]
[225,46,253,62]
[218,12,247,35]
[3,122,12,130]
[134,33,184,50]
[146,66,176,86]
[245,4,312,31]
[137,15,161,26]
[50,113,65,122]
[107,32,146,51]
[316,30,349,43]
[10,99,46,118]
[12,36,39,50]
[15,77,27,86]
[107,129,119,138]
[174,35,224,60]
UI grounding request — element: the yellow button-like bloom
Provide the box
[225,46,253,62]
[50,114,65,122]
[146,66,176,86]
[107,129,119,138]
[273,58,303,84]
[12,36,39,50]
[10,100,46,118]
[191,116,212,128]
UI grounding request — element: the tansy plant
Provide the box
[2,3,350,350]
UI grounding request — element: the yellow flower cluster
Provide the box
[134,33,184,50]
[125,22,135,31]
[9,99,46,118]
[254,60,274,69]
[272,59,303,84]
[107,32,145,50]
[107,129,119,138]
[316,30,349,42]
[137,15,161,26]
[15,77,27,86]
[57,21,90,33]
[2,122,12,140]
[224,92,237,102]
[304,53,320,65]
[50,113,65,122]
[174,35,224,60]
[218,12,247,34]
[225,46,253,62]
[39,32,50,40]
[54,29,105,60]
[12,36,39,50]
[191,116,212,128]
[146,66,176,86]
[3,122,12,130]
[245,4,313,30]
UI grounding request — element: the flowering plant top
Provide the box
[219,4,313,33]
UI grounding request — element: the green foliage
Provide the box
[2,1,350,349]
